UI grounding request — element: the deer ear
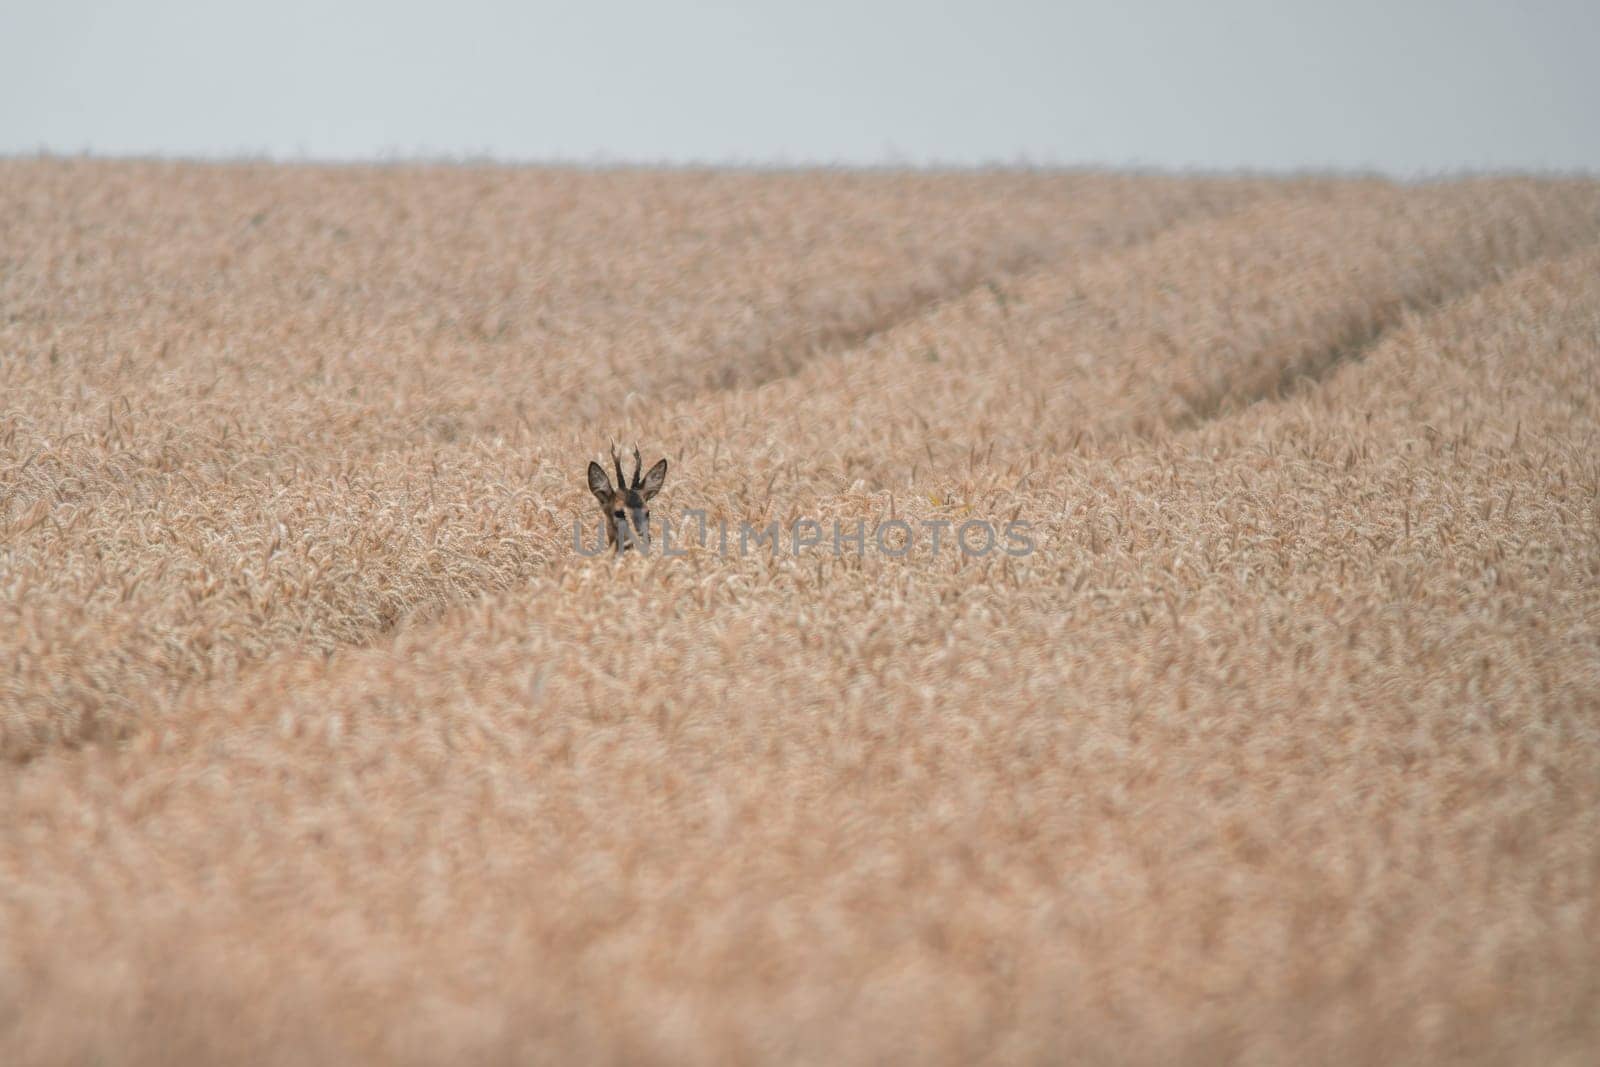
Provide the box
[639,458,668,500]
[586,461,613,502]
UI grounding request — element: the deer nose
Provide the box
[620,520,649,552]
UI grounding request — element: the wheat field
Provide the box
[2,159,1599,1065]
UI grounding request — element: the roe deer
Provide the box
[587,444,668,553]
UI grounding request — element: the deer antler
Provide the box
[610,442,626,492]
[631,445,644,489]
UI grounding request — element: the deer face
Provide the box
[587,446,668,553]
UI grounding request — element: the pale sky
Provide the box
[4,0,1596,173]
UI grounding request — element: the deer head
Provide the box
[587,444,668,553]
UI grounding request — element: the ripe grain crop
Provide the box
[2,160,1599,1065]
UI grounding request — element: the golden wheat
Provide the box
[2,159,1598,1065]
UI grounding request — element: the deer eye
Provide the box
[613,509,625,519]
